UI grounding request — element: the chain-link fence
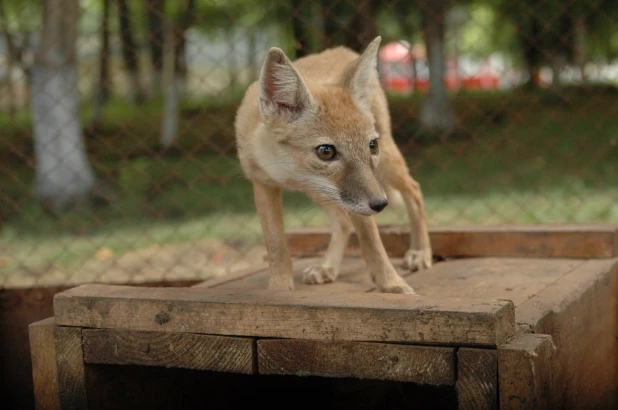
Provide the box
[1,0,617,290]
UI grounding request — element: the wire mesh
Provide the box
[0,0,617,289]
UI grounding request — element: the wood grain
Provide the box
[518,259,618,409]
[29,318,60,410]
[258,339,455,385]
[403,258,583,309]
[54,284,515,346]
[457,348,498,410]
[286,224,618,259]
[192,263,270,288]
[217,257,376,293]
[82,329,255,374]
[498,333,554,410]
[54,326,87,409]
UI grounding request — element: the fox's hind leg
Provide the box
[303,202,352,285]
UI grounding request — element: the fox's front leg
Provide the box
[349,213,416,295]
[386,172,432,272]
[303,203,352,284]
[399,176,432,272]
[253,181,294,290]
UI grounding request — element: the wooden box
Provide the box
[30,225,618,409]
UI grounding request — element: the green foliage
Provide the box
[2,92,617,275]
[0,0,41,32]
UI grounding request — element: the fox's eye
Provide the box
[369,139,379,155]
[314,144,337,161]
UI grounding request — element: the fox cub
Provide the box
[235,37,432,294]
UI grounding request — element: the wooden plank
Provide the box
[82,329,255,374]
[498,333,554,410]
[29,318,60,410]
[518,259,618,409]
[54,284,515,346]
[218,257,375,293]
[286,224,618,259]
[517,258,617,332]
[403,258,583,309]
[257,339,455,385]
[192,263,270,288]
[457,348,498,410]
[54,326,87,409]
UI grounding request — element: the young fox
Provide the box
[235,37,432,294]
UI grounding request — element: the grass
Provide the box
[1,89,617,282]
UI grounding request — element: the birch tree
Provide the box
[31,0,96,211]
[419,0,456,132]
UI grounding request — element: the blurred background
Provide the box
[0,0,617,290]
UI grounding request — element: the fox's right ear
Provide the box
[258,48,315,122]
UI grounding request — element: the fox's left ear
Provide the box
[258,47,315,123]
[344,36,381,112]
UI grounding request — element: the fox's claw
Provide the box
[303,265,338,285]
[402,248,433,272]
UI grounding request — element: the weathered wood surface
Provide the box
[519,259,618,409]
[213,257,375,293]
[287,224,618,259]
[29,318,60,410]
[257,339,455,385]
[82,329,255,374]
[192,263,271,288]
[457,348,498,410]
[54,326,87,409]
[403,258,584,323]
[498,333,554,410]
[54,284,515,346]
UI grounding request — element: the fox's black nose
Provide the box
[369,198,388,213]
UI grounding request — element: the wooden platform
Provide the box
[30,225,618,409]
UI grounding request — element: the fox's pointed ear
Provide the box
[259,48,315,122]
[344,36,381,112]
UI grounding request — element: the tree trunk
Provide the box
[118,0,145,104]
[346,0,378,52]
[99,0,111,102]
[0,0,16,118]
[173,0,195,98]
[573,16,587,84]
[228,28,238,89]
[395,2,418,91]
[419,0,455,133]
[291,0,310,58]
[31,0,96,211]
[519,17,542,89]
[247,27,258,82]
[89,0,111,130]
[321,0,347,49]
[146,0,165,96]
[161,20,179,148]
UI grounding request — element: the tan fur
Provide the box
[235,37,432,294]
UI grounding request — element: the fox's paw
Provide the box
[401,248,433,272]
[268,275,294,291]
[380,282,417,295]
[303,265,338,285]
[376,274,417,295]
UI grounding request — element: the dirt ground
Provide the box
[1,240,268,288]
